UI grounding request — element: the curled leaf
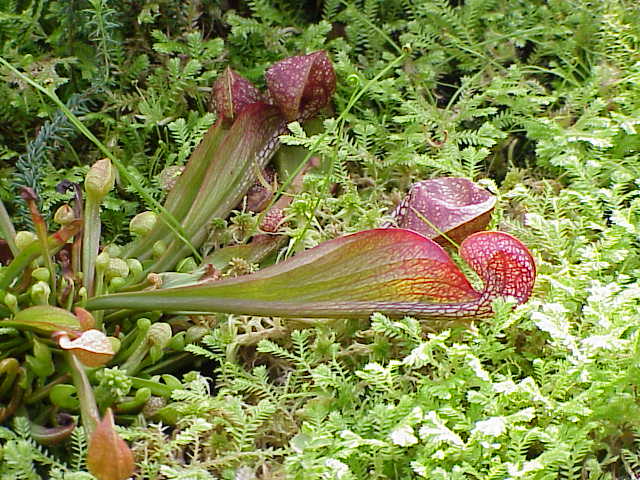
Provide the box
[460,231,535,305]
[88,228,535,320]
[74,307,96,330]
[212,67,264,121]
[265,50,337,121]
[87,409,135,480]
[391,177,496,245]
[56,329,114,367]
[30,413,76,446]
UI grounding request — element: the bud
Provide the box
[129,211,157,237]
[109,277,127,291]
[30,281,51,305]
[87,409,135,480]
[104,244,123,258]
[116,387,151,414]
[136,317,152,332]
[106,258,130,280]
[77,286,88,304]
[186,325,208,344]
[85,159,115,202]
[53,205,75,225]
[176,257,197,273]
[95,251,111,272]
[3,292,17,313]
[148,323,172,349]
[126,259,143,278]
[32,267,50,283]
[15,231,37,250]
[168,331,186,351]
[152,240,166,259]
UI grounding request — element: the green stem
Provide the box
[120,340,149,376]
[65,351,100,436]
[130,376,175,397]
[0,200,17,256]
[93,273,105,327]
[409,206,460,250]
[25,373,71,404]
[82,198,101,297]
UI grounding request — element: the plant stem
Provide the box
[83,198,101,297]
[22,190,57,300]
[65,351,100,436]
[25,373,71,404]
[130,376,174,397]
[0,199,17,256]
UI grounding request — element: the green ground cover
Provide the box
[1,0,640,478]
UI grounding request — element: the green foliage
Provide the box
[0,418,91,479]
[2,0,640,478]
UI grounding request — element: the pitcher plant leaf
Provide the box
[89,229,535,320]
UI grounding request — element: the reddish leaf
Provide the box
[87,409,135,480]
[148,103,284,271]
[265,51,337,121]
[212,67,264,121]
[88,229,535,320]
[460,231,536,306]
[391,177,496,245]
[56,329,114,367]
[6,305,81,335]
[30,413,76,446]
[127,52,336,270]
[74,307,96,330]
